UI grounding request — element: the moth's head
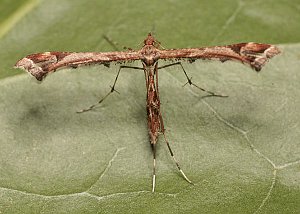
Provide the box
[144,33,156,46]
[144,33,163,50]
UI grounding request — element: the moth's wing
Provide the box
[159,43,280,71]
[15,51,141,81]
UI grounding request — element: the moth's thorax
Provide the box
[140,45,160,66]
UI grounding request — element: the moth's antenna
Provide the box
[103,34,120,51]
[148,24,166,49]
[150,24,156,37]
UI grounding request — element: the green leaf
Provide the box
[0,0,299,213]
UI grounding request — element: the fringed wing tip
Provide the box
[247,44,281,72]
[14,57,47,81]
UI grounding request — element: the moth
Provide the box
[15,33,280,192]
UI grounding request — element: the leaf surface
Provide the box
[0,1,299,213]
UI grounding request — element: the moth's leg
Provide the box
[77,65,143,113]
[159,113,193,185]
[151,143,157,192]
[158,62,227,97]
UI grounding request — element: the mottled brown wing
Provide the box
[159,43,280,71]
[15,51,141,81]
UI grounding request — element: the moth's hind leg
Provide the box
[159,113,193,185]
[151,143,157,192]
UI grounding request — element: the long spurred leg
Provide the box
[77,65,143,113]
[158,62,227,97]
[159,113,193,184]
[154,63,192,184]
[151,143,157,192]
[153,62,192,187]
